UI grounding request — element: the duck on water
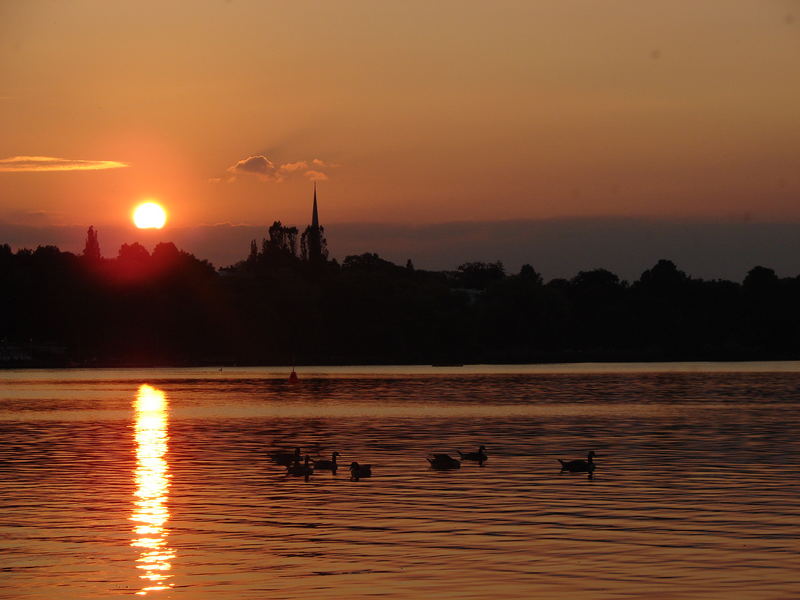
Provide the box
[270,447,301,466]
[427,454,461,470]
[287,455,314,481]
[458,445,487,466]
[349,462,372,481]
[314,452,340,472]
[558,451,598,474]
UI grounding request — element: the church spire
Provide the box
[312,181,319,229]
[302,182,326,264]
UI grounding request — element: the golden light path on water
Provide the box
[131,384,174,595]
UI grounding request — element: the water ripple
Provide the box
[1,368,800,598]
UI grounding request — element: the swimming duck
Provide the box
[313,452,340,472]
[458,445,488,466]
[287,455,314,480]
[271,447,301,466]
[558,451,598,473]
[427,454,461,470]
[349,461,372,481]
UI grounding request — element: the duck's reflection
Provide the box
[131,384,174,595]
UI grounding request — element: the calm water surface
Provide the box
[1,363,799,599]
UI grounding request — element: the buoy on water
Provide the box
[288,368,299,383]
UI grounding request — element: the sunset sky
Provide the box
[1,1,799,275]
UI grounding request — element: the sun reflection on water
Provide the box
[131,384,174,595]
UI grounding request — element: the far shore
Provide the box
[3,359,800,377]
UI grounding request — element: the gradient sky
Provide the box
[1,1,799,267]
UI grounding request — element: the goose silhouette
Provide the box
[458,445,488,466]
[287,455,314,480]
[558,451,598,473]
[313,452,340,472]
[349,461,372,481]
[271,447,301,466]
[427,454,461,470]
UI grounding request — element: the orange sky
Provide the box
[1,0,799,234]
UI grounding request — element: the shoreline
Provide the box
[2,359,800,377]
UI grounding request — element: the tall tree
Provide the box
[83,226,101,261]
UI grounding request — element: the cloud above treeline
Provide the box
[0,156,129,172]
[212,155,336,183]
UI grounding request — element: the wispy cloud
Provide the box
[212,155,337,183]
[304,170,328,181]
[0,156,129,173]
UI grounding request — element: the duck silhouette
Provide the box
[313,452,340,472]
[349,461,372,481]
[271,447,301,466]
[287,455,314,480]
[558,451,598,473]
[427,454,461,470]
[458,445,488,466]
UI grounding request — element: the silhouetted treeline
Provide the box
[2,232,800,366]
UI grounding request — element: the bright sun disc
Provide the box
[133,202,167,229]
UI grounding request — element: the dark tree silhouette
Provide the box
[639,259,688,289]
[3,234,800,367]
[118,242,150,263]
[743,266,779,290]
[301,224,328,263]
[518,264,543,285]
[268,221,299,256]
[83,226,101,261]
[457,261,505,290]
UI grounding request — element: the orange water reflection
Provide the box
[131,384,174,595]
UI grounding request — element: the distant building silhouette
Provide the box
[301,182,328,263]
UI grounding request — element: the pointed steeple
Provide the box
[312,181,319,229]
[302,182,327,264]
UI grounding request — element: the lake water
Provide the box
[1,363,799,599]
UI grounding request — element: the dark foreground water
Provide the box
[1,363,799,599]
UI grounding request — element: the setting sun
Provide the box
[133,202,167,229]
